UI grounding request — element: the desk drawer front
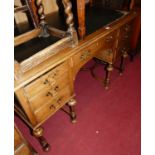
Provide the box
[95,31,117,63]
[117,21,133,59]
[34,86,72,123]
[95,49,114,63]
[29,74,69,111]
[119,21,133,43]
[73,41,100,72]
[24,61,68,99]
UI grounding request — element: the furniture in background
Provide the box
[14,0,137,152]
[14,124,38,155]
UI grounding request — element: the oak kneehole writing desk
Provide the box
[14,3,136,151]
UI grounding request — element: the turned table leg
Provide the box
[67,99,77,123]
[77,0,86,39]
[32,127,50,152]
[119,50,128,75]
[104,63,113,90]
[36,0,49,37]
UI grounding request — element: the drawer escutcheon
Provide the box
[80,50,91,61]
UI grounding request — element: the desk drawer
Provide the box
[29,74,69,111]
[95,31,117,63]
[24,61,68,99]
[73,41,100,71]
[95,48,114,63]
[34,86,72,123]
[116,21,133,59]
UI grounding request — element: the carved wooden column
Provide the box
[28,0,39,27]
[76,0,86,39]
[36,0,49,37]
[62,0,78,46]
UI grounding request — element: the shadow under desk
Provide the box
[15,6,124,62]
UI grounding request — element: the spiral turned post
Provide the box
[36,0,49,37]
[62,0,78,46]
[62,0,74,31]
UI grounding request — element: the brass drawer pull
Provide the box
[80,50,91,61]
[57,97,63,104]
[105,35,113,42]
[44,78,56,86]
[49,104,59,110]
[54,86,59,91]
[44,79,49,85]
[46,92,53,97]
[50,104,56,110]
[49,71,58,78]
[124,25,131,32]
[49,97,63,110]
[47,90,58,97]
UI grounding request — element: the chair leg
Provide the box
[68,99,77,123]
[104,63,113,90]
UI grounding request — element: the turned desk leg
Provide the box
[31,148,38,155]
[104,63,113,90]
[32,127,50,152]
[68,99,77,123]
[119,50,128,75]
[77,0,86,39]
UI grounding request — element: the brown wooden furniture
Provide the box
[14,124,38,155]
[76,0,134,39]
[74,0,138,89]
[14,0,78,151]
[14,0,136,152]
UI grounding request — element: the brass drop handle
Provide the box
[49,98,62,110]
[124,25,130,32]
[57,97,63,104]
[80,50,91,61]
[50,71,58,78]
[44,77,56,86]
[106,35,113,42]
[44,79,49,85]
[54,86,59,91]
[46,91,53,97]
[50,104,56,110]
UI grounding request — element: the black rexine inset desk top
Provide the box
[14,6,124,62]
